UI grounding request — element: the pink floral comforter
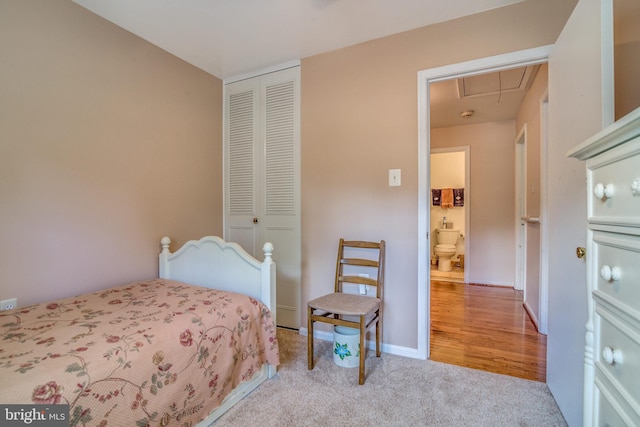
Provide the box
[0,279,279,426]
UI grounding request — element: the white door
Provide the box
[225,79,260,252]
[224,66,301,329]
[546,0,611,424]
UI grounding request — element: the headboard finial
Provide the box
[161,237,171,255]
[262,242,274,262]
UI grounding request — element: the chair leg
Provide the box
[358,317,366,385]
[376,316,381,357]
[307,306,314,370]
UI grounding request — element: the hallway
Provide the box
[430,280,547,382]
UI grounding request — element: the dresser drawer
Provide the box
[592,231,640,310]
[594,308,640,409]
[587,137,640,226]
[595,380,640,427]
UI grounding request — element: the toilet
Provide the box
[434,228,460,272]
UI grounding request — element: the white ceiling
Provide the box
[73,0,523,80]
[72,0,533,128]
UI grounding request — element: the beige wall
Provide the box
[516,63,548,217]
[614,0,640,119]
[301,0,577,348]
[432,122,516,286]
[0,0,223,306]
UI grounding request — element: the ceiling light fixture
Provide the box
[461,110,474,119]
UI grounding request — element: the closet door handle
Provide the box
[253,217,259,224]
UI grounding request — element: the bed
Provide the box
[0,236,278,426]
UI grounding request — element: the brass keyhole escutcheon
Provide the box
[253,217,259,224]
[576,247,586,259]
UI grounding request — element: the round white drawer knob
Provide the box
[600,265,622,282]
[594,183,614,199]
[602,346,623,365]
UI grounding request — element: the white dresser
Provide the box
[568,107,640,427]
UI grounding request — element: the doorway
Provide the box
[429,148,469,284]
[417,46,552,360]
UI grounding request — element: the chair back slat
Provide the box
[342,240,381,249]
[338,275,378,286]
[340,258,379,267]
[334,238,385,297]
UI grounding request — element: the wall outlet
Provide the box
[0,298,18,311]
[358,273,369,295]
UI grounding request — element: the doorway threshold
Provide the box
[430,265,464,283]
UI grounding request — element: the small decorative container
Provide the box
[333,326,360,368]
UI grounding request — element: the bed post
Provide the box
[261,241,277,378]
[261,242,275,311]
[159,237,171,278]
[262,242,273,265]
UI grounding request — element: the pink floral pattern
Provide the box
[0,279,279,426]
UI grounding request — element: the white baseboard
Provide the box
[298,327,421,359]
[523,301,543,334]
[468,280,514,287]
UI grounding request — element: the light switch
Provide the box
[389,169,401,186]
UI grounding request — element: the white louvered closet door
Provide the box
[224,66,301,329]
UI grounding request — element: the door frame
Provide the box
[515,124,527,293]
[417,45,552,359]
[538,90,549,334]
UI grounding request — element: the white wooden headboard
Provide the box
[158,236,276,315]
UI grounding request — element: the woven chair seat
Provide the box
[308,293,380,316]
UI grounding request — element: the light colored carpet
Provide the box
[214,329,567,426]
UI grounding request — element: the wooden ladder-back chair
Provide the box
[307,238,386,385]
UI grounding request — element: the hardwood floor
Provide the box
[429,280,547,382]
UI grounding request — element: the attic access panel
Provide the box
[456,65,539,99]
